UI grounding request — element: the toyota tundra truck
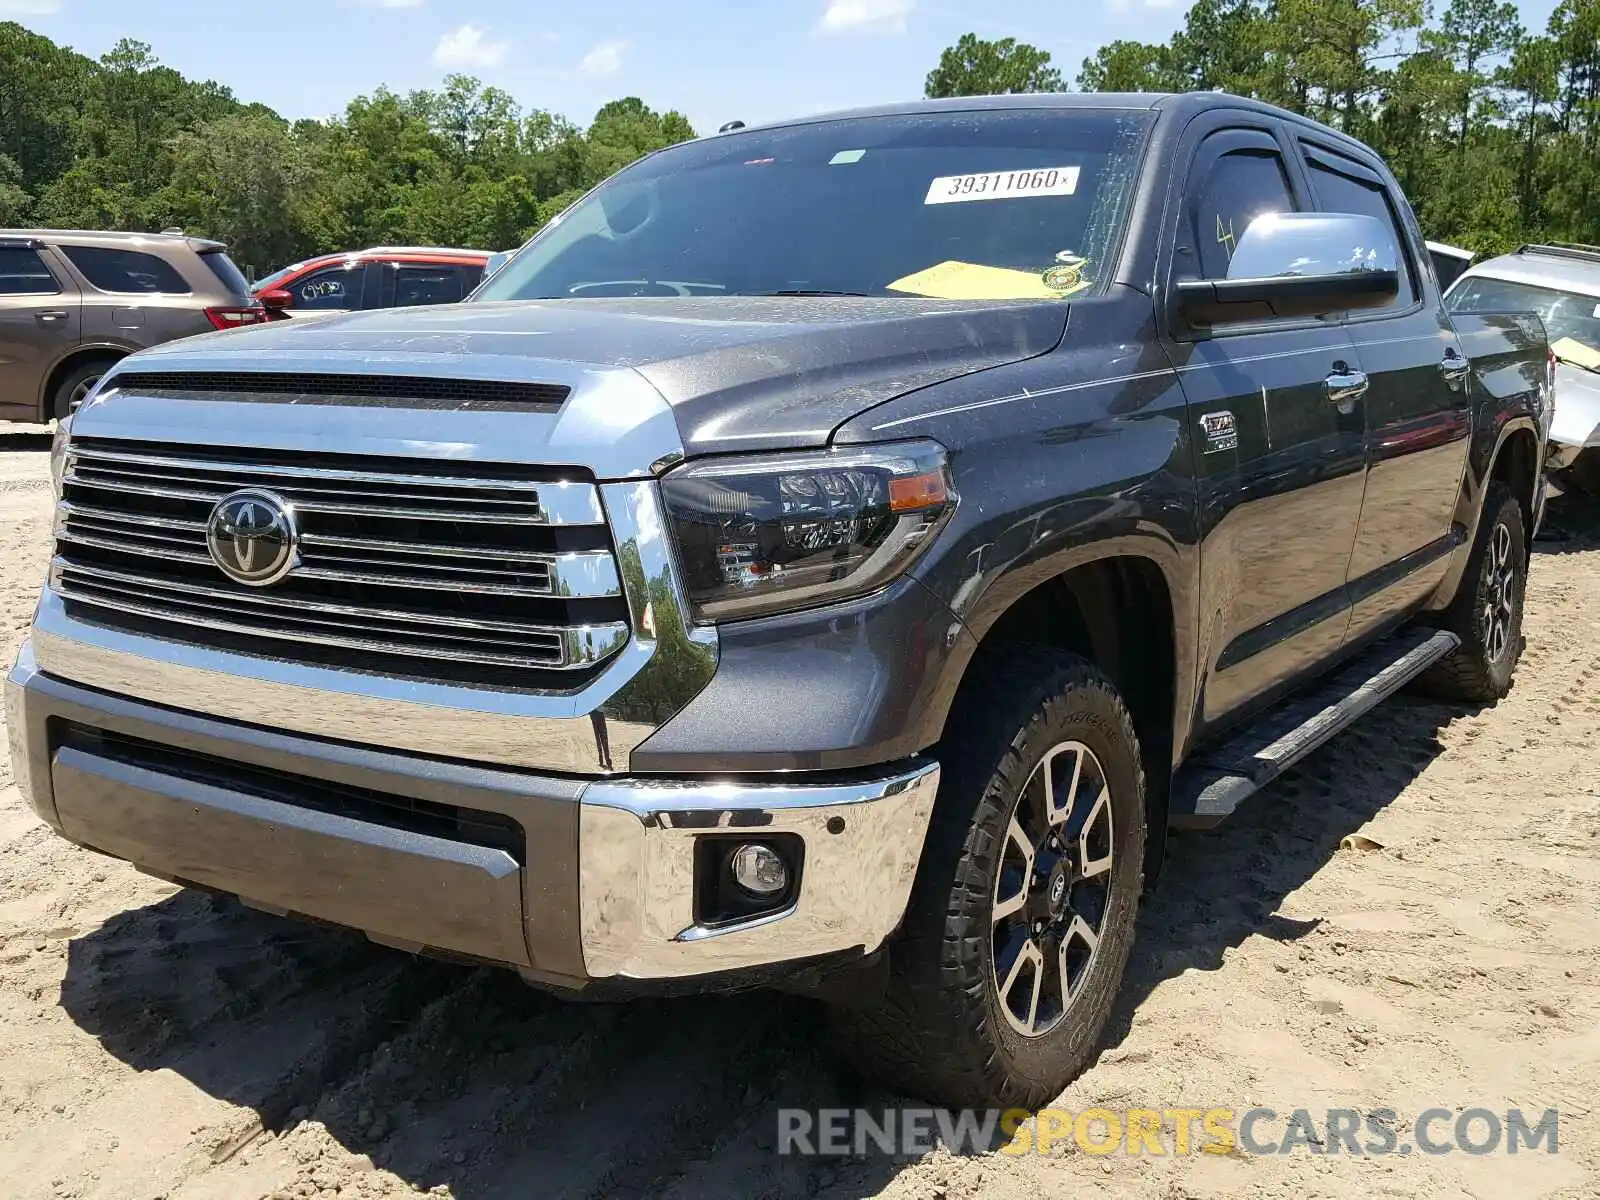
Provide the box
[4,93,1551,1109]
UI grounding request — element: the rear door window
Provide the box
[61,245,192,294]
[394,265,468,307]
[0,247,62,295]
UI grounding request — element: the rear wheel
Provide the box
[51,360,115,421]
[832,647,1145,1109]
[1418,482,1526,702]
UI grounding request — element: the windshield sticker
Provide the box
[829,149,866,164]
[889,260,1064,300]
[924,166,1081,205]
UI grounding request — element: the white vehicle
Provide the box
[1446,243,1600,491]
[1427,240,1475,291]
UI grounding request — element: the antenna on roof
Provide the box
[160,226,184,236]
[718,120,746,133]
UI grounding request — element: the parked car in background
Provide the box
[1446,243,1600,492]
[1427,240,1475,291]
[481,248,518,283]
[0,229,264,423]
[252,247,492,320]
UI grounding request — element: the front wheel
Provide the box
[1418,482,1527,702]
[833,647,1146,1109]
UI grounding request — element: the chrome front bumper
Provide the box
[579,768,939,979]
[6,640,938,985]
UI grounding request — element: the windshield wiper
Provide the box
[762,289,872,297]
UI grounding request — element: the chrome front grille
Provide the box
[53,438,631,687]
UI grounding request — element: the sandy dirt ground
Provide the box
[1,424,1597,1199]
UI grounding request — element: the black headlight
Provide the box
[660,440,956,621]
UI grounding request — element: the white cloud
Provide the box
[355,0,425,9]
[432,24,509,69]
[818,0,914,36]
[0,0,63,14]
[578,40,626,77]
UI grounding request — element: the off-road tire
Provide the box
[51,360,113,422]
[832,646,1146,1109]
[1417,482,1527,702]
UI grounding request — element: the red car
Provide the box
[251,246,493,319]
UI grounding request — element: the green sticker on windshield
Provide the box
[1042,263,1083,291]
[829,149,866,164]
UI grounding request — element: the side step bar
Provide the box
[1169,628,1460,829]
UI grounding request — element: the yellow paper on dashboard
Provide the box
[887,260,1089,300]
[1550,336,1600,372]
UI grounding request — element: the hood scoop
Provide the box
[108,370,570,413]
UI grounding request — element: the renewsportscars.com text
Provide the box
[777,1106,1560,1158]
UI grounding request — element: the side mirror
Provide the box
[258,288,293,311]
[1177,211,1400,325]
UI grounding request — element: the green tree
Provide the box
[925,34,1063,97]
[1269,0,1427,133]
[1436,0,1524,156]
[0,152,28,225]
[1174,0,1271,93]
[1505,34,1560,228]
[162,114,311,276]
[1077,41,1185,92]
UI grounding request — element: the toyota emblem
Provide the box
[206,489,299,586]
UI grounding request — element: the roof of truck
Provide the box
[714,91,1376,164]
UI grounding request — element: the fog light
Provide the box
[730,843,789,897]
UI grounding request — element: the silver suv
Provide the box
[0,229,264,423]
[1446,242,1600,490]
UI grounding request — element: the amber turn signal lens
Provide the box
[889,470,949,512]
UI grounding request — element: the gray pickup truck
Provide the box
[6,93,1550,1108]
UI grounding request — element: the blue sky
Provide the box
[2,0,1566,135]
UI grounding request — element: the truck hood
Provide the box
[128,297,1068,457]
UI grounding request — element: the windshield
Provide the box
[251,264,299,293]
[1448,274,1600,354]
[474,109,1153,304]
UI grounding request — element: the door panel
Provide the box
[1178,327,1366,723]
[1343,319,1468,639]
[1164,124,1368,731]
[1300,142,1472,641]
[0,244,80,416]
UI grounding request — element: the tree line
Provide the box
[5,5,1598,278]
[929,0,1600,256]
[0,23,694,277]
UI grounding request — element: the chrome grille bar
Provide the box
[54,502,623,598]
[54,563,629,671]
[54,560,596,637]
[66,445,607,526]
